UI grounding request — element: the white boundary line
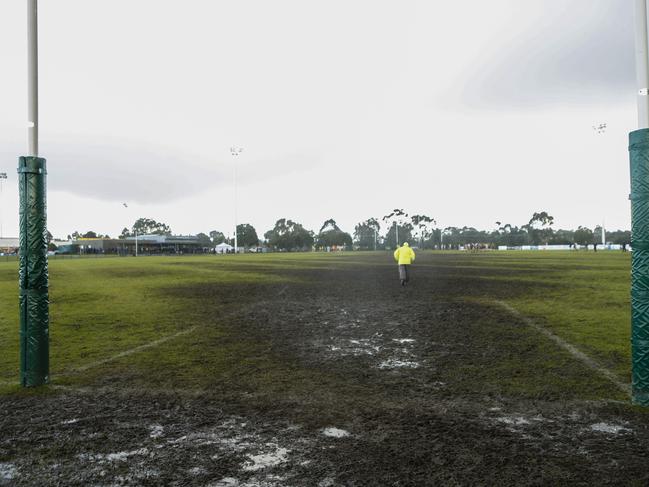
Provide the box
[494,300,631,397]
[1,286,290,386]
[69,325,199,373]
[65,286,291,376]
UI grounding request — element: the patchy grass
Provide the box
[0,251,633,401]
[0,255,291,386]
[437,251,631,381]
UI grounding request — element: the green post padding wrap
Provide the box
[18,156,49,387]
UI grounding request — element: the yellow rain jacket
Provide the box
[394,242,416,265]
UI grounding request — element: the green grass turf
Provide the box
[0,255,296,391]
[431,251,631,381]
[0,251,632,397]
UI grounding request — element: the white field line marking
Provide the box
[494,300,631,397]
[70,325,199,374]
[65,286,291,376]
[277,285,288,296]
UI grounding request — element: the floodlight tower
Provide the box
[122,203,138,256]
[592,124,608,248]
[631,0,649,405]
[18,0,49,387]
[0,173,7,238]
[230,147,243,253]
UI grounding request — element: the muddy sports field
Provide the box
[1,252,648,486]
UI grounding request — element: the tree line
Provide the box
[62,210,631,251]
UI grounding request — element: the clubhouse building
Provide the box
[56,234,207,255]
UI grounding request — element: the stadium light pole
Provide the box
[0,172,7,238]
[19,0,49,387]
[630,0,649,405]
[592,124,608,248]
[122,202,138,256]
[230,147,242,253]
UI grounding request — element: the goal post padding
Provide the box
[18,156,49,387]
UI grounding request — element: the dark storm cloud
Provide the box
[42,139,225,203]
[0,137,319,203]
[460,0,635,107]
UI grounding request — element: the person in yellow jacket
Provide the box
[393,242,416,286]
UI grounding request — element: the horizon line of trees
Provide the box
[56,210,631,252]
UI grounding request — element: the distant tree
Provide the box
[457,226,489,246]
[119,227,131,239]
[441,227,459,249]
[593,225,607,243]
[82,231,98,238]
[264,219,314,251]
[574,226,594,248]
[46,230,53,245]
[384,222,413,249]
[382,209,410,248]
[592,225,605,251]
[196,232,212,247]
[237,224,259,248]
[496,223,529,247]
[525,211,554,245]
[208,230,226,245]
[316,219,352,249]
[354,218,381,250]
[608,230,631,246]
[411,214,436,248]
[132,218,172,236]
[547,229,575,245]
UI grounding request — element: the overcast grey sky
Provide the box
[0,0,636,239]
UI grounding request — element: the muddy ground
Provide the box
[1,253,649,486]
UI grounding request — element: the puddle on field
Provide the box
[590,422,632,434]
[322,330,425,371]
[378,359,420,369]
[322,427,350,438]
[78,447,150,463]
[149,424,164,438]
[486,408,635,457]
[494,416,531,426]
[69,415,343,486]
[0,463,17,483]
[242,444,289,471]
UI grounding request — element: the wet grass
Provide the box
[0,255,290,389]
[459,251,631,381]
